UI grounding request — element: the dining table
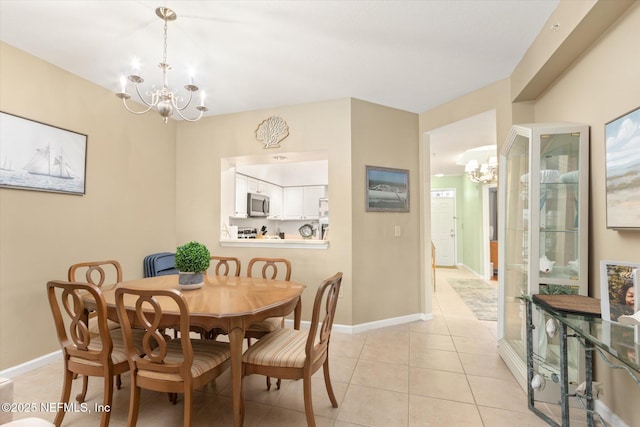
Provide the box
[93,273,305,427]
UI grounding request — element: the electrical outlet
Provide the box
[394,225,401,237]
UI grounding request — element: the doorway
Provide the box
[431,189,456,267]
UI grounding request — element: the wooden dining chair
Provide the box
[245,257,291,339]
[46,280,145,427]
[245,257,293,389]
[209,255,241,277]
[115,287,232,427]
[68,260,123,333]
[242,272,343,427]
[68,260,128,398]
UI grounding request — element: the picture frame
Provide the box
[604,106,640,229]
[365,165,409,212]
[0,112,87,195]
[600,260,639,322]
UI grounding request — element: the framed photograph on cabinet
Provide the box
[600,260,639,322]
[365,165,409,212]
[0,112,87,195]
[605,106,640,229]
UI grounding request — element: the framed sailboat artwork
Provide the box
[0,112,87,195]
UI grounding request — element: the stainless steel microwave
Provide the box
[247,193,270,217]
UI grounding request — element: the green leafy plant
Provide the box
[175,241,211,273]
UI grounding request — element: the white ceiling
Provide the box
[0,0,558,176]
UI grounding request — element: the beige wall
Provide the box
[174,98,422,326]
[174,99,355,325]
[351,99,420,324]
[0,42,177,369]
[533,3,640,424]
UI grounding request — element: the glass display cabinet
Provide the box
[498,123,589,401]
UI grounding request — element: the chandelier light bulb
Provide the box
[115,7,207,123]
[465,159,497,183]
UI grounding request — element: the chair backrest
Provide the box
[247,257,292,281]
[143,253,179,277]
[305,272,343,362]
[210,256,241,277]
[68,260,123,286]
[47,280,113,365]
[115,287,193,380]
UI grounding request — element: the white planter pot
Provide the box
[178,272,204,289]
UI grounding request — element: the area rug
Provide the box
[447,278,498,321]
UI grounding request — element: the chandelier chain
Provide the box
[162,19,168,66]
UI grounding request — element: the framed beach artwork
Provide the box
[605,106,640,229]
[365,165,409,212]
[600,260,639,322]
[0,112,87,195]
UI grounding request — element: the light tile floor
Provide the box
[7,268,591,426]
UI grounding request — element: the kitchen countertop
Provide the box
[219,238,329,249]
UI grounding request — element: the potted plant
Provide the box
[175,241,211,288]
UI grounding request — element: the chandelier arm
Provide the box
[132,84,158,108]
[173,108,205,122]
[170,91,195,112]
[120,98,155,115]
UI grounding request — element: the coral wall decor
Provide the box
[256,116,289,149]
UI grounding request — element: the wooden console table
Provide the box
[523,294,640,427]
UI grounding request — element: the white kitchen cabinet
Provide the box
[233,174,248,217]
[283,186,326,220]
[283,187,304,219]
[247,177,268,195]
[267,183,283,219]
[498,122,589,400]
[303,186,326,219]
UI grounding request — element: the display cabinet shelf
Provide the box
[498,123,590,402]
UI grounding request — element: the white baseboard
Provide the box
[285,311,433,334]
[0,350,61,379]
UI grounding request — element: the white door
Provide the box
[431,191,456,267]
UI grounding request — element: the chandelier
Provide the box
[115,7,208,123]
[465,156,498,183]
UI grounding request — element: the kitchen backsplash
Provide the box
[228,217,322,239]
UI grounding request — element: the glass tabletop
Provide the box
[523,294,640,373]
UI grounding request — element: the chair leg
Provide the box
[183,389,192,427]
[116,373,122,390]
[100,373,113,427]
[323,359,338,408]
[54,368,74,427]
[265,376,282,390]
[127,382,141,427]
[75,374,89,403]
[303,376,316,427]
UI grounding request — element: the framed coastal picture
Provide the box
[365,165,409,212]
[600,260,639,322]
[0,112,87,195]
[604,106,640,229]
